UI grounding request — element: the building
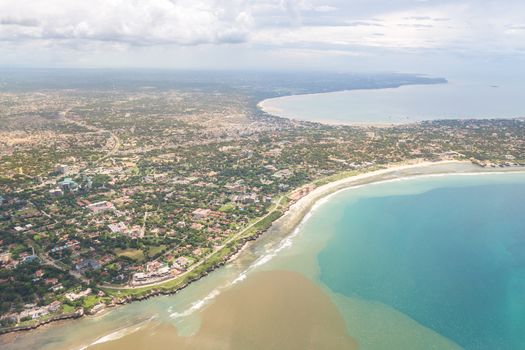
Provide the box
[108,222,127,234]
[20,254,38,264]
[75,259,101,271]
[0,195,4,206]
[54,164,69,174]
[87,201,115,214]
[175,256,189,268]
[128,225,144,239]
[0,252,11,265]
[58,178,79,192]
[47,300,62,312]
[65,288,92,301]
[49,188,63,197]
[19,307,49,320]
[131,265,174,286]
[192,208,211,220]
[231,193,258,204]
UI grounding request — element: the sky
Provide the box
[1,0,525,78]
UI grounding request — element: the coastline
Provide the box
[257,86,419,127]
[257,80,525,126]
[2,159,524,337]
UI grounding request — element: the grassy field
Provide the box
[147,245,167,258]
[62,304,75,314]
[82,295,101,309]
[115,248,145,262]
[219,202,235,212]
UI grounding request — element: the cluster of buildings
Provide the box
[131,263,178,286]
[65,288,92,302]
[0,301,62,324]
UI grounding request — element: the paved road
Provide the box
[101,195,286,290]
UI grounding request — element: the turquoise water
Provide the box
[3,168,525,350]
[317,177,525,349]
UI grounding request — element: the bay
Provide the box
[259,81,525,124]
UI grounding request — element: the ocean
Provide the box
[314,173,525,349]
[259,80,525,124]
[2,167,525,350]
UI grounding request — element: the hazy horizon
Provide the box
[1,0,525,79]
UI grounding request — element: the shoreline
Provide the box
[2,159,524,337]
[256,81,525,127]
[256,84,430,127]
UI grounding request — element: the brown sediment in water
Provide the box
[91,270,358,350]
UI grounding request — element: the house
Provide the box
[131,265,173,286]
[58,178,79,192]
[192,208,211,220]
[231,193,258,204]
[75,259,101,271]
[87,201,115,214]
[128,225,144,239]
[108,222,127,233]
[65,288,92,301]
[50,240,80,253]
[20,254,38,264]
[272,169,293,179]
[49,188,64,197]
[54,164,69,174]
[51,283,64,292]
[263,196,273,203]
[191,222,204,230]
[20,307,49,320]
[0,252,11,265]
[47,300,62,312]
[175,256,189,268]
[44,277,59,285]
[146,260,162,272]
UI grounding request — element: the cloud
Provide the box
[1,0,525,69]
[0,0,254,45]
[0,17,40,27]
[314,6,337,13]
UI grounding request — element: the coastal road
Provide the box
[100,195,287,290]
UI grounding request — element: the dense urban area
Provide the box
[1,71,524,332]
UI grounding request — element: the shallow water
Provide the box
[91,270,358,350]
[2,167,525,350]
[315,176,525,349]
[259,81,525,124]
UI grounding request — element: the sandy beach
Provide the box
[258,98,402,127]
[268,160,471,236]
[2,159,523,342]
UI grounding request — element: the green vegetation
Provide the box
[115,249,145,262]
[1,79,524,330]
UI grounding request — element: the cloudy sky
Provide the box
[1,0,525,77]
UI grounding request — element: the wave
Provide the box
[167,205,315,321]
[169,289,221,319]
[167,169,525,322]
[80,316,156,349]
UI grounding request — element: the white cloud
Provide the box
[0,0,254,45]
[0,0,525,68]
[252,1,525,54]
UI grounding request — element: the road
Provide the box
[101,195,287,290]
